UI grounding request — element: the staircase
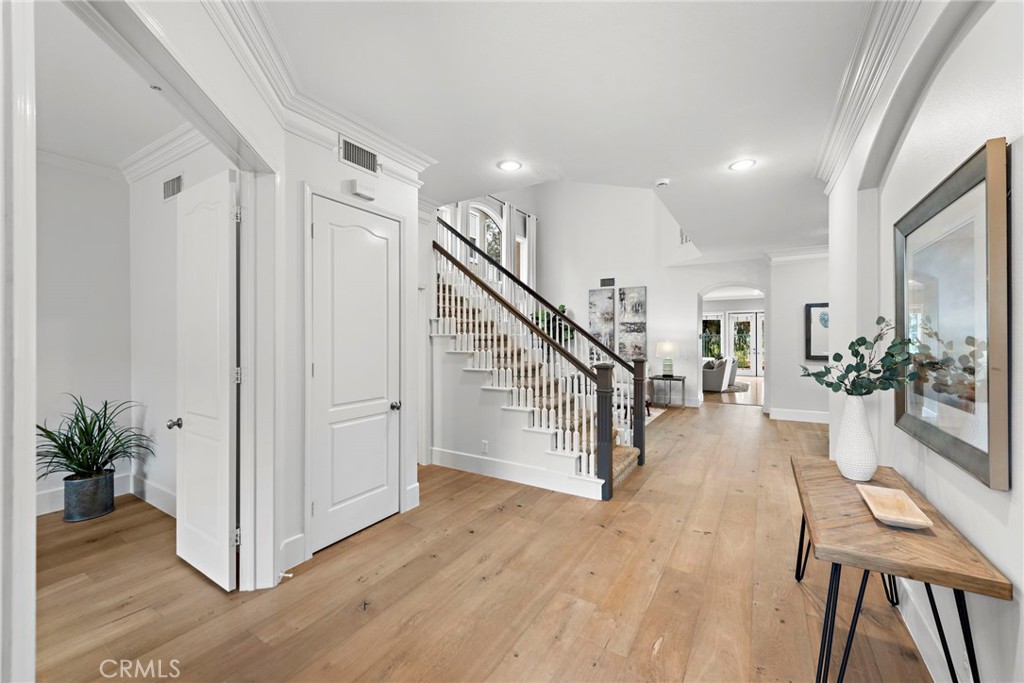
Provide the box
[429,218,645,500]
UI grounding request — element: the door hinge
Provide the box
[311,362,315,377]
[234,528,241,546]
[233,206,243,223]
[311,223,315,239]
[233,366,243,384]
[311,501,315,517]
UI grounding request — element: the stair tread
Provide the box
[612,445,641,480]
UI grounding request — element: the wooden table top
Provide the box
[791,456,1013,601]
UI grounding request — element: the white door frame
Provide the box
[0,2,39,678]
[27,0,278,593]
[302,183,415,562]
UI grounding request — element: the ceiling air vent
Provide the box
[341,139,378,174]
[163,175,183,200]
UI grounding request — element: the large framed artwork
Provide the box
[894,138,1010,490]
[587,288,615,354]
[617,286,647,360]
[804,303,829,361]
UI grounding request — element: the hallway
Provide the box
[37,405,927,682]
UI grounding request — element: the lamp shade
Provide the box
[655,340,678,358]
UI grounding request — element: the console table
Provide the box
[791,456,1012,683]
[650,375,685,407]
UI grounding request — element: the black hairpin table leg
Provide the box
[880,573,899,606]
[926,583,961,683]
[795,515,812,582]
[816,563,842,683]
[955,590,981,683]
[835,570,871,682]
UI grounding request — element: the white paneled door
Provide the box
[309,195,400,553]
[174,170,238,591]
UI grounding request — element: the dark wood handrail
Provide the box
[436,217,635,373]
[434,241,598,382]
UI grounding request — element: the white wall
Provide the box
[36,160,132,513]
[877,4,1023,680]
[521,180,769,406]
[828,3,1023,680]
[767,255,829,423]
[128,142,234,516]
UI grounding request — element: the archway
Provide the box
[698,283,767,408]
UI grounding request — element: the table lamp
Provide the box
[655,340,678,376]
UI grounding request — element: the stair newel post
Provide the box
[632,358,646,466]
[596,362,615,501]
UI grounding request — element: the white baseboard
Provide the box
[131,475,176,517]
[36,472,132,516]
[432,447,603,500]
[769,408,830,424]
[402,482,420,512]
[279,533,306,574]
[684,396,701,408]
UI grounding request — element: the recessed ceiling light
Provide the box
[497,160,523,172]
[149,84,163,91]
[728,158,757,171]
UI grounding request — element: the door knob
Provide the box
[166,417,183,430]
[390,401,402,411]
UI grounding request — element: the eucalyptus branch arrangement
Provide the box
[801,317,918,396]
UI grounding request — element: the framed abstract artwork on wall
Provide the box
[617,286,647,361]
[894,137,1010,490]
[804,303,829,361]
[587,288,615,356]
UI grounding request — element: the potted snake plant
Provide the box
[36,396,153,522]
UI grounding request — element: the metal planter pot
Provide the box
[63,469,115,522]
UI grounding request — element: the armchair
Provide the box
[702,357,734,393]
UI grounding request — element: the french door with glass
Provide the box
[727,311,765,377]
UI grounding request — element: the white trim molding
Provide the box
[204,1,436,177]
[765,245,829,264]
[36,149,124,181]
[131,475,176,518]
[815,1,920,193]
[36,473,133,516]
[118,123,209,183]
[769,408,830,425]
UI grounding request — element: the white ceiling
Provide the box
[261,1,866,261]
[703,286,765,301]
[35,1,186,169]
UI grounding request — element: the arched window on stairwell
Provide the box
[468,205,504,267]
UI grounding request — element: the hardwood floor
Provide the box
[37,405,929,682]
[703,376,764,406]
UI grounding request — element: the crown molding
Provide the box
[118,123,209,183]
[815,1,920,193]
[210,1,436,176]
[36,149,124,181]
[765,245,829,264]
[382,163,424,190]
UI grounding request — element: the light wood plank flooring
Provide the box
[37,405,929,682]
[703,376,764,406]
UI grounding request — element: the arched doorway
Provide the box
[699,284,766,407]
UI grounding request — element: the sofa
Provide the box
[702,357,736,392]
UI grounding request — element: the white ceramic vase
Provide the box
[835,394,877,481]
